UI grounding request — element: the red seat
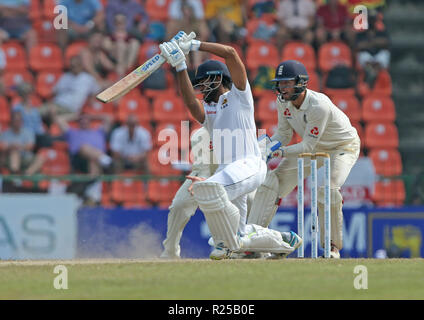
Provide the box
[209,43,245,63]
[362,95,396,123]
[2,41,27,71]
[331,94,361,122]
[0,97,10,128]
[147,179,181,203]
[281,41,316,71]
[369,148,402,176]
[152,96,187,122]
[154,122,182,149]
[36,71,62,99]
[246,42,279,71]
[364,122,399,149]
[29,43,63,72]
[145,0,171,22]
[29,0,42,21]
[318,41,352,72]
[38,148,71,175]
[117,94,151,123]
[372,179,405,206]
[65,41,87,66]
[256,94,278,122]
[33,19,58,43]
[149,148,182,177]
[138,41,160,65]
[42,0,57,19]
[3,70,34,97]
[83,100,115,119]
[358,69,392,98]
[110,179,146,204]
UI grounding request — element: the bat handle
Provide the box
[187,32,197,41]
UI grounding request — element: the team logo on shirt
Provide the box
[283,108,292,118]
[221,98,229,109]
[309,127,319,137]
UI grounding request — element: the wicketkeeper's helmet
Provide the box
[271,60,309,102]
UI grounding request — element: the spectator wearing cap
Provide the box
[0,111,35,174]
[275,0,316,49]
[110,114,152,173]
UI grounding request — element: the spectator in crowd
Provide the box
[103,14,140,78]
[316,0,353,47]
[0,111,35,174]
[167,0,210,69]
[0,0,37,52]
[275,0,316,49]
[105,0,149,41]
[205,0,248,43]
[80,31,116,87]
[42,55,101,123]
[0,35,5,96]
[110,114,152,173]
[12,82,52,150]
[55,113,113,176]
[58,0,104,49]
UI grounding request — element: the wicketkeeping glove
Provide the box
[159,41,187,72]
[266,140,284,163]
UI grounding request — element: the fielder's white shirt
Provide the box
[272,89,359,155]
[201,81,261,164]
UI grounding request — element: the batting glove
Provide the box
[159,41,187,72]
[172,30,201,55]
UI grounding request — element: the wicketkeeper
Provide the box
[248,60,361,258]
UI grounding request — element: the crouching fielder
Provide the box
[248,60,361,258]
[159,32,300,259]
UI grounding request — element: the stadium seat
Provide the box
[0,97,10,129]
[281,41,316,71]
[152,96,187,122]
[29,43,63,72]
[331,94,362,122]
[358,69,392,98]
[145,0,171,22]
[154,122,182,149]
[308,71,320,92]
[65,41,87,66]
[42,0,57,20]
[83,100,115,119]
[116,94,151,123]
[138,41,160,65]
[110,179,146,204]
[318,41,352,72]
[256,94,278,122]
[260,120,279,137]
[372,179,405,206]
[246,42,279,71]
[100,182,114,208]
[2,41,27,71]
[149,148,182,177]
[245,18,276,44]
[38,148,71,176]
[209,43,245,63]
[147,179,181,204]
[364,122,399,149]
[3,70,34,97]
[362,95,396,123]
[36,71,62,99]
[33,19,58,43]
[29,0,41,21]
[369,148,403,176]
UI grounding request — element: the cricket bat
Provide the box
[96,32,196,103]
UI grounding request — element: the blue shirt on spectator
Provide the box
[60,0,103,26]
[13,104,45,135]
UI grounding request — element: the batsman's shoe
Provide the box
[159,250,180,259]
[210,243,232,260]
[330,244,341,259]
[287,231,303,251]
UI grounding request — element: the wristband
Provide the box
[191,40,201,51]
[176,61,187,72]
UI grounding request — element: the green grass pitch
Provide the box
[0,259,423,299]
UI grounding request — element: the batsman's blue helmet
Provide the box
[271,60,309,101]
[192,60,232,86]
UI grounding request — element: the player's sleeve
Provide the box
[282,102,330,156]
[271,104,293,146]
[231,81,254,109]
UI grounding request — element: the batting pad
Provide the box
[238,224,294,254]
[318,187,343,250]
[247,171,279,227]
[192,182,241,251]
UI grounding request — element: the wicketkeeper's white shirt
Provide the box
[271,89,359,155]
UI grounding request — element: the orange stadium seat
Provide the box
[369,148,402,176]
[362,95,396,123]
[110,179,146,204]
[2,41,27,71]
[154,122,182,149]
[3,70,34,97]
[308,71,320,92]
[149,148,182,177]
[65,41,87,66]
[331,94,362,122]
[38,148,71,175]
[145,0,171,22]
[42,0,57,20]
[29,0,42,21]
[281,41,316,71]
[256,93,278,122]
[100,182,114,208]
[29,43,63,72]
[83,100,115,119]
[0,97,10,128]
[364,122,399,149]
[147,179,181,204]
[372,179,405,206]
[246,42,279,71]
[33,19,58,43]
[35,71,62,99]
[358,69,392,98]
[209,43,245,63]
[116,94,151,123]
[152,96,187,122]
[318,41,352,72]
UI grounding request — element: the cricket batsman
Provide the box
[158,32,302,259]
[248,60,361,259]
